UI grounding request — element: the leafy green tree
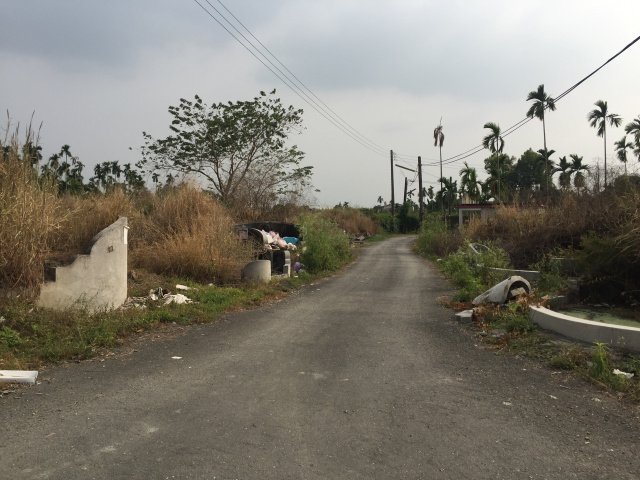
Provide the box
[508,149,545,196]
[140,90,312,204]
[482,122,505,202]
[526,84,556,192]
[587,100,622,187]
[614,136,632,175]
[569,154,589,195]
[483,153,513,203]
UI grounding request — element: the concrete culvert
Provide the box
[472,275,531,306]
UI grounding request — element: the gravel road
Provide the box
[2,236,639,479]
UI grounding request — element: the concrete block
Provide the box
[242,260,271,283]
[37,217,128,313]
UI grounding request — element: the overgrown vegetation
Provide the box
[298,212,352,273]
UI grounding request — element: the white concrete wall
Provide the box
[37,217,128,313]
[530,305,640,353]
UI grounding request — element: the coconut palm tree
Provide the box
[526,84,556,192]
[569,154,590,195]
[433,121,445,207]
[625,115,640,160]
[552,156,572,190]
[587,100,622,187]
[459,161,481,202]
[614,136,632,175]
[482,122,504,202]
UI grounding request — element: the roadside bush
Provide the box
[414,213,463,258]
[297,212,352,273]
[371,212,397,233]
[439,253,484,302]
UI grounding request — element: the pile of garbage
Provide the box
[122,285,196,310]
[263,230,298,251]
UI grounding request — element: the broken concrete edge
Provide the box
[37,217,128,313]
[0,370,38,384]
[530,305,640,354]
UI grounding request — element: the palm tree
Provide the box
[537,148,556,190]
[587,100,622,187]
[526,84,556,193]
[552,156,572,190]
[459,162,481,202]
[437,177,457,215]
[433,121,445,209]
[377,195,384,206]
[482,122,504,203]
[614,136,632,175]
[569,154,590,195]
[625,115,640,161]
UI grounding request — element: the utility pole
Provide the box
[403,177,408,204]
[390,150,395,216]
[418,156,423,223]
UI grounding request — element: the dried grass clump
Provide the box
[322,208,379,235]
[467,187,640,268]
[0,125,61,289]
[130,185,253,283]
[48,190,137,260]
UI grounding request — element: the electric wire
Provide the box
[430,34,640,168]
[193,0,390,158]
[213,0,389,155]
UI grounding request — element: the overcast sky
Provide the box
[2,0,640,207]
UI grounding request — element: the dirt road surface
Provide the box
[2,237,639,479]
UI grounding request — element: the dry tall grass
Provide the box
[130,185,254,283]
[467,186,640,268]
[0,125,61,289]
[322,208,379,235]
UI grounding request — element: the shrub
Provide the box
[297,212,352,273]
[415,213,463,258]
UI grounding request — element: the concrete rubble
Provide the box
[472,275,531,306]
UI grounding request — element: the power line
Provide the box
[193,0,391,158]
[427,34,640,168]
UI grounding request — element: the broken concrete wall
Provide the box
[37,217,128,313]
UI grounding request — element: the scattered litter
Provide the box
[549,395,558,400]
[0,316,5,323]
[503,401,512,406]
[176,284,191,291]
[613,369,634,379]
[593,397,602,402]
[163,294,193,305]
[0,370,39,384]
[171,356,182,360]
